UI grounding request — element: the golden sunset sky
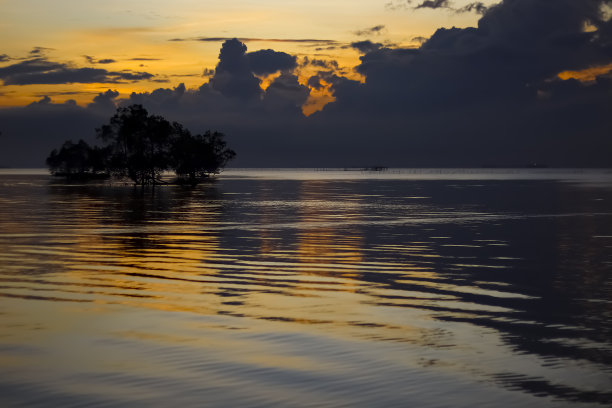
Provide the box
[2,0,611,168]
[0,0,497,109]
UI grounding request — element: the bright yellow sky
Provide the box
[0,0,497,108]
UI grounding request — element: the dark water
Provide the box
[1,169,611,407]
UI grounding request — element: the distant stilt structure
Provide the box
[363,166,388,172]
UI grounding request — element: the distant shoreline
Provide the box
[3,168,612,183]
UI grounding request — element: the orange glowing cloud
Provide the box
[558,63,612,83]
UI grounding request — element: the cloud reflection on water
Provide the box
[0,171,611,405]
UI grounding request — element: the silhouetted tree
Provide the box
[171,124,236,184]
[47,105,236,186]
[46,139,109,179]
[96,105,173,186]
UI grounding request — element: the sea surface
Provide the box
[1,168,611,407]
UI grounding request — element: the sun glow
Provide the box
[558,63,612,83]
[0,0,490,109]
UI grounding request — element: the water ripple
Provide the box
[1,173,611,406]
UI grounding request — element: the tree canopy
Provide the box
[47,104,235,185]
[46,140,109,180]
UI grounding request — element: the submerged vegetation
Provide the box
[46,104,235,186]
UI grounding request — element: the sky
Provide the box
[1,0,611,167]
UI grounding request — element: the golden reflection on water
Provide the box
[29,179,442,344]
[296,180,365,282]
[1,174,612,406]
[0,179,549,335]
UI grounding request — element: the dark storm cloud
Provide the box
[208,39,262,99]
[353,25,386,36]
[246,49,297,75]
[308,0,612,166]
[2,1,612,168]
[262,73,310,113]
[0,57,155,85]
[204,40,300,98]
[87,89,120,114]
[340,0,612,108]
[0,100,103,167]
[126,84,187,113]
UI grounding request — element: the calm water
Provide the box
[1,169,611,407]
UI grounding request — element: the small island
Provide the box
[46,104,235,186]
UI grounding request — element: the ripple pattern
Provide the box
[1,172,612,407]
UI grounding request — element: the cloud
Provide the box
[351,40,384,54]
[84,55,117,65]
[169,36,341,47]
[0,54,10,62]
[314,45,351,51]
[87,89,120,114]
[29,47,54,57]
[114,71,154,81]
[354,25,386,36]
[385,0,413,11]
[2,1,612,169]
[389,0,486,13]
[127,83,187,110]
[0,57,155,85]
[415,0,450,9]
[28,95,52,106]
[246,49,297,75]
[208,38,262,99]
[308,0,612,166]
[34,91,93,97]
[262,73,310,113]
[0,102,103,167]
[0,58,64,77]
[411,36,428,44]
[307,75,323,90]
[301,57,340,70]
[456,2,488,14]
[129,57,163,61]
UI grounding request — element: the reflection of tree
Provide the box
[40,178,612,404]
[46,183,229,313]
